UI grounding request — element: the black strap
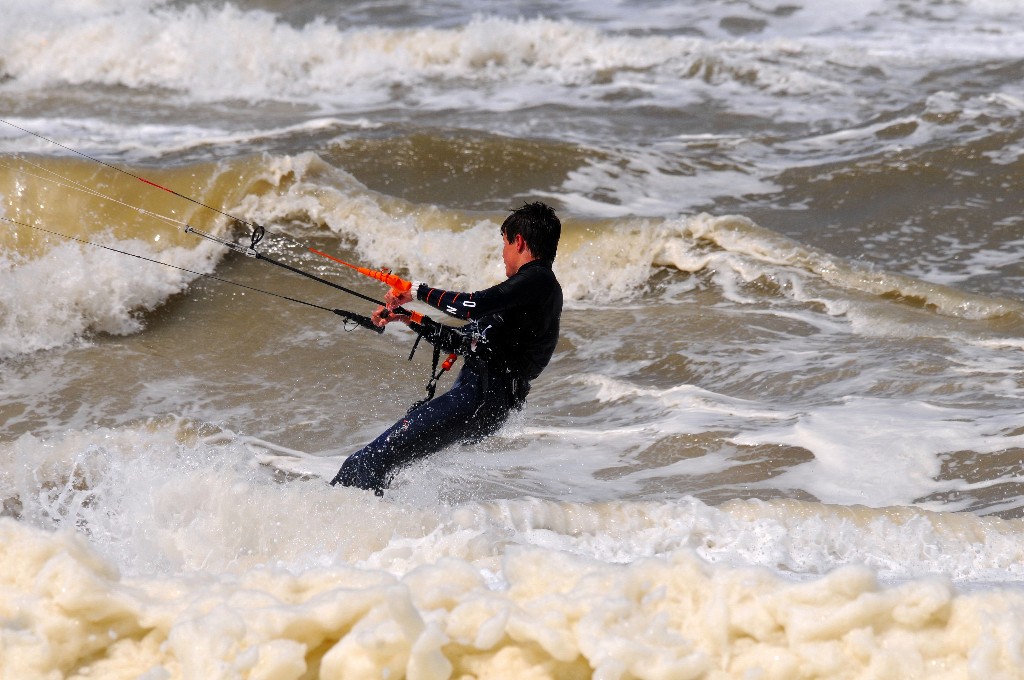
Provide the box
[406,343,444,414]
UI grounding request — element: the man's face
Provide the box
[502,231,518,277]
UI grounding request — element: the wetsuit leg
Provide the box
[331,361,511,494]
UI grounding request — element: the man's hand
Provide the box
[371,305,411,327]
[369,285,419,327]
[384,288,414,309]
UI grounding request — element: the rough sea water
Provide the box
[2,0,1024,678]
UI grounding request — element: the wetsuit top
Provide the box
[415,260,562,382]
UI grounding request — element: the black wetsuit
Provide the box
[331,260,562,494]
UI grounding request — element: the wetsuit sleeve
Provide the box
[415,270,541,321]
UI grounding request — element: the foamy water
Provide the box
[4,422,1024,677]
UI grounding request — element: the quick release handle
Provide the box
[333,309,385,334]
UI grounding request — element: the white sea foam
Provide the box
[5,0,1024,116]
[6,515,1024,680]
[515,370,1024,513]
[1,147,1017,364]
[734,398,1024,510]
[676,214,1024,324]
[251,165,1024,328]
[3,423,1024,678]
[3,422,1024,581]
[0,116,377,161]
[0,237,220,359]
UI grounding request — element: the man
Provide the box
[330,202,563,495]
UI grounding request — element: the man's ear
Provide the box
[514,233,528,253]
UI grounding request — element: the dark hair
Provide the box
[500,201,561,263]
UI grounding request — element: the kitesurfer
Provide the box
[330,201,563,495]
